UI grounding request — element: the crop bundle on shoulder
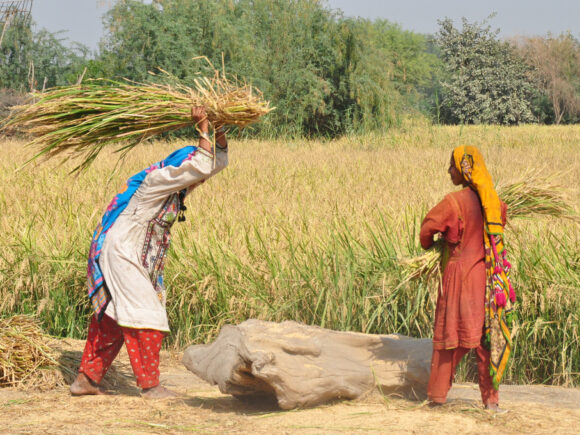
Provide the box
[1,70,273,172]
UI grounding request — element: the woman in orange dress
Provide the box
[420,145,514,410]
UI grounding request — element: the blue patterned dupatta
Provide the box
[87,145,198,320]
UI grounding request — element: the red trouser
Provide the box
[427,345,499,405]
[79,314,165,389]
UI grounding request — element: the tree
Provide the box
[100,0,344,136]
[436,17,535,125]
[0,21,34,91]
[0,23,90,92]
[514,33,580,124]
[30,30,91,89]
[99,0,437,137]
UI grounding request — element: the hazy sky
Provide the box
[29,0,580,52]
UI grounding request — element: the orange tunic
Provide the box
[420,188,506,350]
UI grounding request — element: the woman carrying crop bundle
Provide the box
[419,145,514,411]
[70,107,228,399]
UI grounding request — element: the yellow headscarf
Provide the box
[453,145,515,389]
[453,145,504,238]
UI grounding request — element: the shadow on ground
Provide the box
[56,349,139,396]
[183,395,282,415]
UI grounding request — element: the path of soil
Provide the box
[1,339,578,434]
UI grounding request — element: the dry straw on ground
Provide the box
[0,315,59,389]
[1,68,272,172]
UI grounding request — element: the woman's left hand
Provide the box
[191,106,208,127]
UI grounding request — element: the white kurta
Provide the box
[100,147,228,331]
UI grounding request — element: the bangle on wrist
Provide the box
[199,131,211,142]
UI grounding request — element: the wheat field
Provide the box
[0,123,578,386]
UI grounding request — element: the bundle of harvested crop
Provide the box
[2,70,272,172]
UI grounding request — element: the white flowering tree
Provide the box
[436,17,535,125]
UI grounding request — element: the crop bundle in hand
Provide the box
[399,174,578,283]
[2,71,272,172]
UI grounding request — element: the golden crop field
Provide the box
[0,124,578,386]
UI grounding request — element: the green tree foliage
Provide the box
[0,23,90,92]
[31,31,91,88]
[340,19,437,130]
[99,0,436,136]
[436,17,535,125]
[0,23,34,90]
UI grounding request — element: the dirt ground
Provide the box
[1,339,579,434]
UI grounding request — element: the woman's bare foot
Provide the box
[485,403,508,414]
[141,385,179,400]
[70,373,108,396]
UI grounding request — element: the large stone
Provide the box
[182,320,432,409]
